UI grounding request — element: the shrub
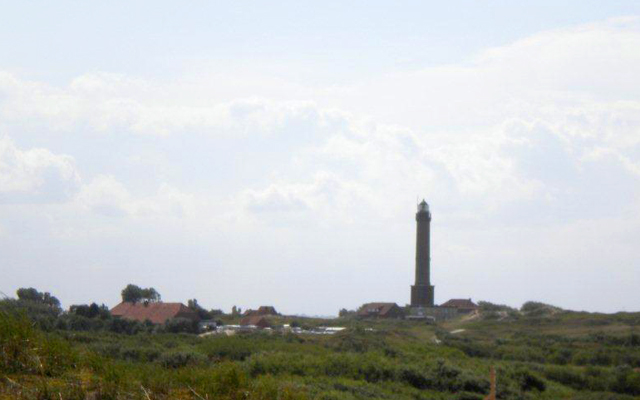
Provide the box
[610,365,640,396]
[158,351,207,368]
[512,368,546,392]
[521,301,561,316]
[69,303,110,319]
[202,336,260,361]
[544,365,586,389]
[0,311,76,376]
[456,393,483,400]
[399,365,433,389]
[107,317,144,334]
[432,359,463,391]
[460,373,490,394]
[163,317,199,334]
[211,362,249,396]
[478,301,517,313]
[0,311,38,373]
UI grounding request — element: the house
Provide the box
[440,299,479,314]
[357,302,405,319]
[244,306,280,317]
[239,315,272,329]
[111,301,198,324]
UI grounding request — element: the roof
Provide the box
[440,299,478,309]
[240,315,271,327]
[418,199,429,212]
[357,302,401,317]
[110,302,197,324]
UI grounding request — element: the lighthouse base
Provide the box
[411,285,434,307]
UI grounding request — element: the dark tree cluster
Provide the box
[121,284,161,303]
[187,298,222,320]
[69,303,110,319]
[339,308,356,317]
[16,287,61,309]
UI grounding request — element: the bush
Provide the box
[0,311,38,374]
[399,366,433,389]
[610,366,640,396]
[107,317,145,334]
[158,351,207,368]
[544,365,586,389]
[456,393,483,400]
[460,373,490,394]
[0,299,60,331]
[202,336,260,361]
[211,362,249,396]
[512,368,546,392]
[163,317,199,334]
[69,303,111,319]
[478,301,517,313]
[521,301,561,316]
[432,359,463,391]
[0,311,76,376]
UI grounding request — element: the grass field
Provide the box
[2,303,640,399]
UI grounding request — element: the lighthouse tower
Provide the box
[411,199,435,307]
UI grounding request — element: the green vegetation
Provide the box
[2,294,640,399]
[120,284,161,304]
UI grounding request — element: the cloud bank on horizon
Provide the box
[1,7,639,315]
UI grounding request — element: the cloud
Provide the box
[76,175,199,220]
[240,172,376,227]
[0,70,342,138]
[0,137,80,204]
[75,175,130,217]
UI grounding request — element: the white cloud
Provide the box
[240,172,375,227]
[75,175,130,217]
[76,175,199,220]
[0,71,340,138]
[0,136,80,203]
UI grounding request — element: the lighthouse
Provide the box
[411,199,435,307]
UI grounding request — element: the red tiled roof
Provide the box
[110,302,198,324]
[240,315,271,328]
[357,302,401,317]
[440,299,478,309]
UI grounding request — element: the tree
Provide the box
[69,303,110,319]
[188,299,199,309]
[188,299,216,320]
[121,284,143,303]
[121,284,161,303]
[42,292,61,308]
[16,287,42,302]
[339,308,355,318]
[141,287,161,302]
[16,288,61,309]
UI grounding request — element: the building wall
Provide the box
[408,306,458,321]
[383,305,405,319]
[414,209,431,286]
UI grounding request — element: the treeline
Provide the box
[0,286,223,334]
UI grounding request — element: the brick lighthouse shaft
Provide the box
[410,200,435,307]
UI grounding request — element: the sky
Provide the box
[1,1,640,316]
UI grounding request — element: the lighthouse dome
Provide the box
[417,199,429,212]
